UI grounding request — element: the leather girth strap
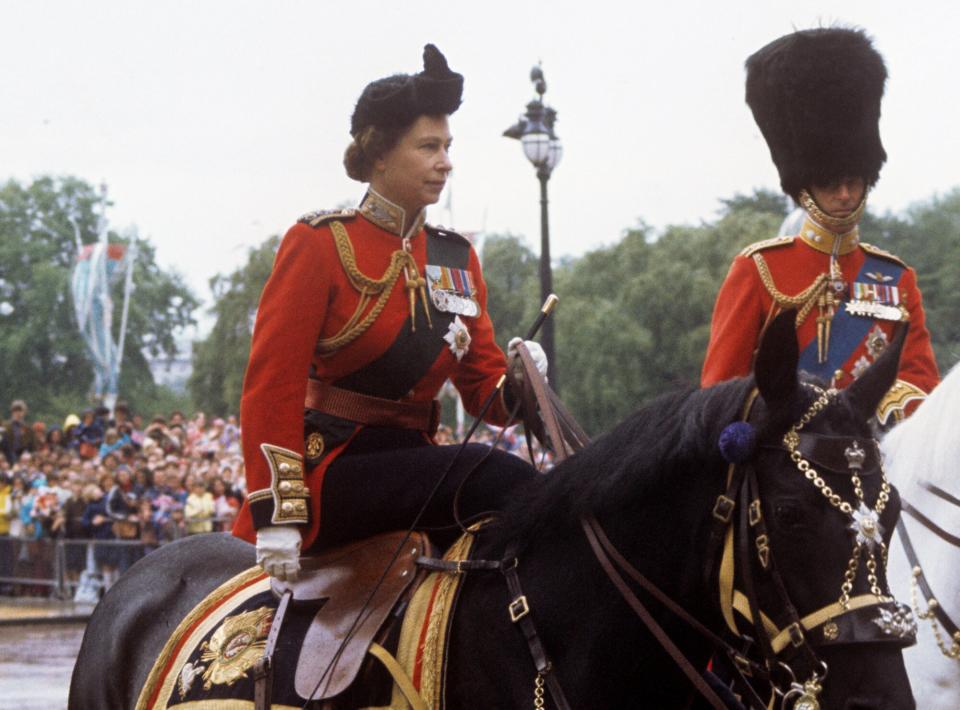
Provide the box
[254,589,292,710]
[368,642,429,710]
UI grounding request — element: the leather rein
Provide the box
[504,357,911,710]
[898,480,960,651]
[502,354,781,709]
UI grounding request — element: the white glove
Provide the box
[508,337,548,378]
[255,526,302,581]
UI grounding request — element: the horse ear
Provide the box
[754,310,800,406]
[842,323,908,422]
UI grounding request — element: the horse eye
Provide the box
[774,503,805,529]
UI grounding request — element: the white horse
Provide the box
[883,362,960,709]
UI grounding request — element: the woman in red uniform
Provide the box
[233,45,546,580]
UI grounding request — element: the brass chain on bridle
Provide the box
[782,385,892,609]
[910,573,960,660]
[533,673,545,709]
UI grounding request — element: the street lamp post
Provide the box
[504,65,563,389]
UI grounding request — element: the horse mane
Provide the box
[881,361,960,493]
[491,377,757,547]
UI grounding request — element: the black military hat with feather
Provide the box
[745,28,888,201]
[350,44,463,136]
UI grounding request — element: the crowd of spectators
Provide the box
[0,399,245,594]
[0,398,551,598]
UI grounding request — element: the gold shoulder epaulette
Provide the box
[740,235,795,258]
[297,208,357,228]
[860,243,907,268]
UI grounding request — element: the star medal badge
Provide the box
[444,316,471,361]
[426,265,480,317]
[849,502,884,550]
[865,325,888,359]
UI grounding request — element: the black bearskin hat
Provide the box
[745,28,887,200]
[350,44,463,136]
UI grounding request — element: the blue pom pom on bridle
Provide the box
[719,422,757,464]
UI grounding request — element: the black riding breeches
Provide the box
[309,427,537,552]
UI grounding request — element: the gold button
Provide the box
[291,465,302,474]
[833,369,845,381]
[295,501,306,512]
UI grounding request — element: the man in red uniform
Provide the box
[702,28,939,422]
[233,46,547,580]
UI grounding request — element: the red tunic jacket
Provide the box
[233,192,510,548]
[702,218,939,421]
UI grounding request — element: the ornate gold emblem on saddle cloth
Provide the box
[136,567,273,709]
[198,606,274,689]
[136,567,310,710]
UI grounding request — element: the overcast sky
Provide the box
[3,0,958,329]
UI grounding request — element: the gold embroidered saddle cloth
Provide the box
[136,530,478,709]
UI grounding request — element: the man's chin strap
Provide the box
[798,188,868,234]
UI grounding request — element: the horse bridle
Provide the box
[497,368,917,709]
[570,386,918,710]
[710,385,918,706]
[898,480,960,660]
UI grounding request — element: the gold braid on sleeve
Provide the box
[752,253,830,326]
[316,221,430,356]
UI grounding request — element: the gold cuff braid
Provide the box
[260,443,310,525]
[877,379,927,425]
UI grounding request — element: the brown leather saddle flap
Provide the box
[270,531,429,701]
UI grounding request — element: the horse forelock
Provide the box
[491,377,757,547]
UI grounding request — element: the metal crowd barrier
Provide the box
[0,515,237,600]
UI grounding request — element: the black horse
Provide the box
[71,315,915,709]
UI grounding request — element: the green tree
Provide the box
[861,190,960,370]
[480,233,539,351]
[0,176,198,422]
[719,188,791,219]
[553,204,783,435]
[189,235,280,415]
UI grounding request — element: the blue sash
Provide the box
[797,254,904,379]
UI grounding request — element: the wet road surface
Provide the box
[0,622,84,710]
